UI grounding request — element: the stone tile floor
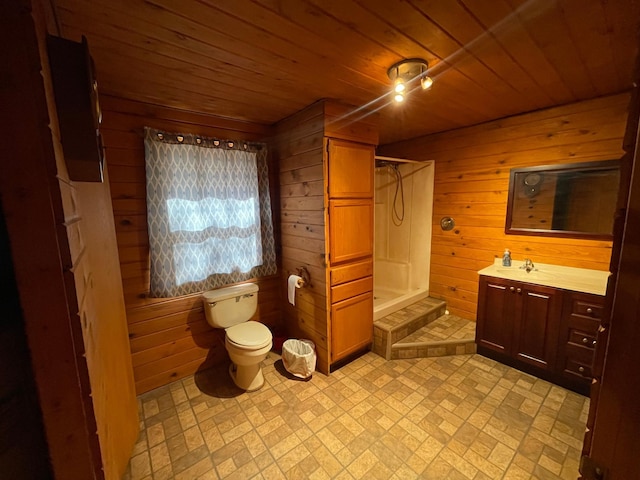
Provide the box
[123,352,588,480]
[397,315,477,344]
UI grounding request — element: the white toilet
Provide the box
[202,283,272,391]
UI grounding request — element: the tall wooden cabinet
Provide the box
[326,139,374,363]
[274,101,378,374]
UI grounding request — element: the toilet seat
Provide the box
[225,322,272,350]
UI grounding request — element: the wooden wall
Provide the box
[1,1,139,478]
[273,102,329,371]
[101,96,282,394]
[380,93,629,320]
[35,2,139,477]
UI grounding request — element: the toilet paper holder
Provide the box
[295,266,311,287]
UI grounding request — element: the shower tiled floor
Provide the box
[398,315,477,344]
[123,352,587,480]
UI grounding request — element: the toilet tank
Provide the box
[202,283,259,329]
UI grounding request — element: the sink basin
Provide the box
[496,268,551,280]
[479,260,609,296]
[494,267,557,281]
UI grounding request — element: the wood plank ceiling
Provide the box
[52,0,640,145]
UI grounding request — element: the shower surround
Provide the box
[374,159,434,320]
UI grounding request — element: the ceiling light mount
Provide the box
[387,58,432,103]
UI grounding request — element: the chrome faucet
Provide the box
[520,258,535,273]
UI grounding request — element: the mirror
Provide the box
[505,160,620,239]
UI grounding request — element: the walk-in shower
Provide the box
[374,157,434,320]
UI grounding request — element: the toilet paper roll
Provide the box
[288,274,303,306]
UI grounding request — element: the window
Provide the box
[144,128,276,297]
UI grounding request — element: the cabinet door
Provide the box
[476,277,513,354]
[327,139,374,198]
[328,199,373,265]
[331,291,373,362]
[512,284,562,371]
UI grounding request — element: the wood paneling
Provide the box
[1,1,140,477]
[52,0,639,145]
[273,102,329,372]
[73,171,139,480]
[101,95,281,394]
[381,93,629,320]
[39,1,139,475]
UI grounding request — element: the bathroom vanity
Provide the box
[476,260,609,395]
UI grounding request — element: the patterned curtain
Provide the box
[144,127,276,297]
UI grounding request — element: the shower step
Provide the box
[372,296,446,360]
[389,314,477,360]
[372,297,477,360]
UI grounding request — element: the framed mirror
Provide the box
[505,160,620,239]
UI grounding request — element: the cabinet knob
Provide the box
[592,340,597,346]
[510,286,515,292]
[582,337,589,344]
[586,307,593,314]
[578,366,585,373]
[516,288,522,293]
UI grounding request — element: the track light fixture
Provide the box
[387,58,433,103]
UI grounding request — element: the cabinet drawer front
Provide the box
[566,313,600,335]
[331,276,373,303]
[330,260,373,286]
[569,298,604,320]
[562,355,593,379]
[567,329,597,349]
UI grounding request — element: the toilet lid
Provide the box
[226,322,272,347]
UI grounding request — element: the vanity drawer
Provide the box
[567,329,597,349]
[568,295,604,320]
[331,276,372,303]
[562,337,595,376]
[562,352,593,379]
[330,259,373,286]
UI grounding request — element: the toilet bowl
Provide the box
[225,321,272,391]
[202,283,273,391]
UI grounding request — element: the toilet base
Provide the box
[229,362,265,391]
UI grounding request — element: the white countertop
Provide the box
[478,258,610,296]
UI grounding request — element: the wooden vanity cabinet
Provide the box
[477,275,604,395]
[477,276,561,372]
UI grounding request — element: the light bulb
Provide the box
[421,76,433,90]
[394,92,405,103]
[394,79,405,93]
